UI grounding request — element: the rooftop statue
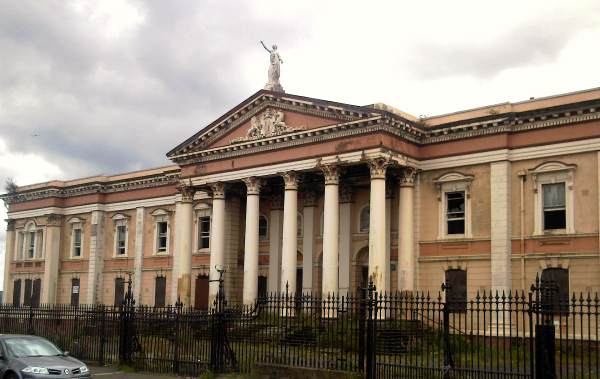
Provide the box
[261,41,284,93]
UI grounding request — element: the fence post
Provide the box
[365,276,376,379]
[358,284,367,374]
[173,300,182,375]
[531,274,557,379]
[209,267,237,374]
[119,272,136,366]
[441,281,455,379]
[99,305,106,365]
[28,304,35,335]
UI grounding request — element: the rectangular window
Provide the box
[28,232,35,259]
[446,192,465,235]
[13,280,21,307]
[543,183,566,230]
[38,231,44,258]
[23,279,32,307]
[71,278,80,307]
[157,222,168,253]
[73,229,82,257]
[199,217,211,249]
[114,278,125,307]
[18,233,25,260]
[117,226,127,255]
[155,277,167,308]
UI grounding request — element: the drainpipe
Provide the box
[518,170,527,292]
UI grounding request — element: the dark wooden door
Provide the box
[195,275,209,309]
[155,277,166,307]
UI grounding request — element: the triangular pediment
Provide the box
[167,90,424,166]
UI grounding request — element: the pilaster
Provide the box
[87,211,106,304]
[4,219,16,304]
[490,161,512,294]
[134,207,145,305]
[339,185,354,296]
[301,191,318,295]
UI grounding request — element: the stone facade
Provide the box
[2,88,600,306]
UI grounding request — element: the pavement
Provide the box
[88,364,245,379]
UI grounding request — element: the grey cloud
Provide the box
[0,0,310,181]
[403,3,600,80]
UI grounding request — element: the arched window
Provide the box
[259,214,268,240]
[360,206,370,232]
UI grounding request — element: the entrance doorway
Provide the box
[195,275,209,309]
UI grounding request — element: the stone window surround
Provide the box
[111,213,131,257]
[151,209,172,255]
[529,161,576,236]
[194,203,212,252]
[434,172,473,240]
[68,217,85,259]
[15,220,44,261]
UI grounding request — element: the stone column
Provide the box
[301,191,318,295]
[87,211,106,305]
[398,168,417,292]
[339,185,354,296]
[243,177,264,306]
[209,182,227,306]
[368,157,391,294]
[133,207,145,305]
[4,219,16,304]
[268,195,284,294]
[177,185,195,307]
[320,164,342,295]
[281,171,300,294]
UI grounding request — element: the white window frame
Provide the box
[434,172,473,239]
[194,203,212,252]
[111,213,131,257]
[529,162,576,236]
[151,209,171,255]
[68,217,85,259]
[15,220,44,261]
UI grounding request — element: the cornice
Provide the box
[1,171,181,205]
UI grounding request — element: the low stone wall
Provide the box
[252,363,363,379]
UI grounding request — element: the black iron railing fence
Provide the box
[1,274,599,379]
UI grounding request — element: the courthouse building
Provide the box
[2,85,600,308]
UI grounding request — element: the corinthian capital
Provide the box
[243,177,266,195]
[319,164,345,185]
[209,182,227,200]
[177,180,196,203]
[301,190,318,207]
[5,219,16,231]
[46,214,63,227]
[281,171,302,190]
[368,156,391,180]
[399,167,419,187]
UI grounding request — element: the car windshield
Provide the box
[4,337,63,358]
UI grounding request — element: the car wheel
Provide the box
[5,373,19,379]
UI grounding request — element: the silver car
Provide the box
[0,335,91,379]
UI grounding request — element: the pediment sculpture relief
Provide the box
[229,109,306,144]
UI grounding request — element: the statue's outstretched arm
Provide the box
[260,41,271,53]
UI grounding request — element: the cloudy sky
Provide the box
[1,0,599,291]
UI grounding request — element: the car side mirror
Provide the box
[62,351,70,357]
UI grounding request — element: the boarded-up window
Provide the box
[541,268,569,314]
[114,278,125,307]
[23,279,32,307]
[258,276,268,298]
[155,277,166,308]
[13,280,21,307]
[32,279,41,308]
[195,275,209,309]
[445,269,467,313]
[71,278,80,307]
